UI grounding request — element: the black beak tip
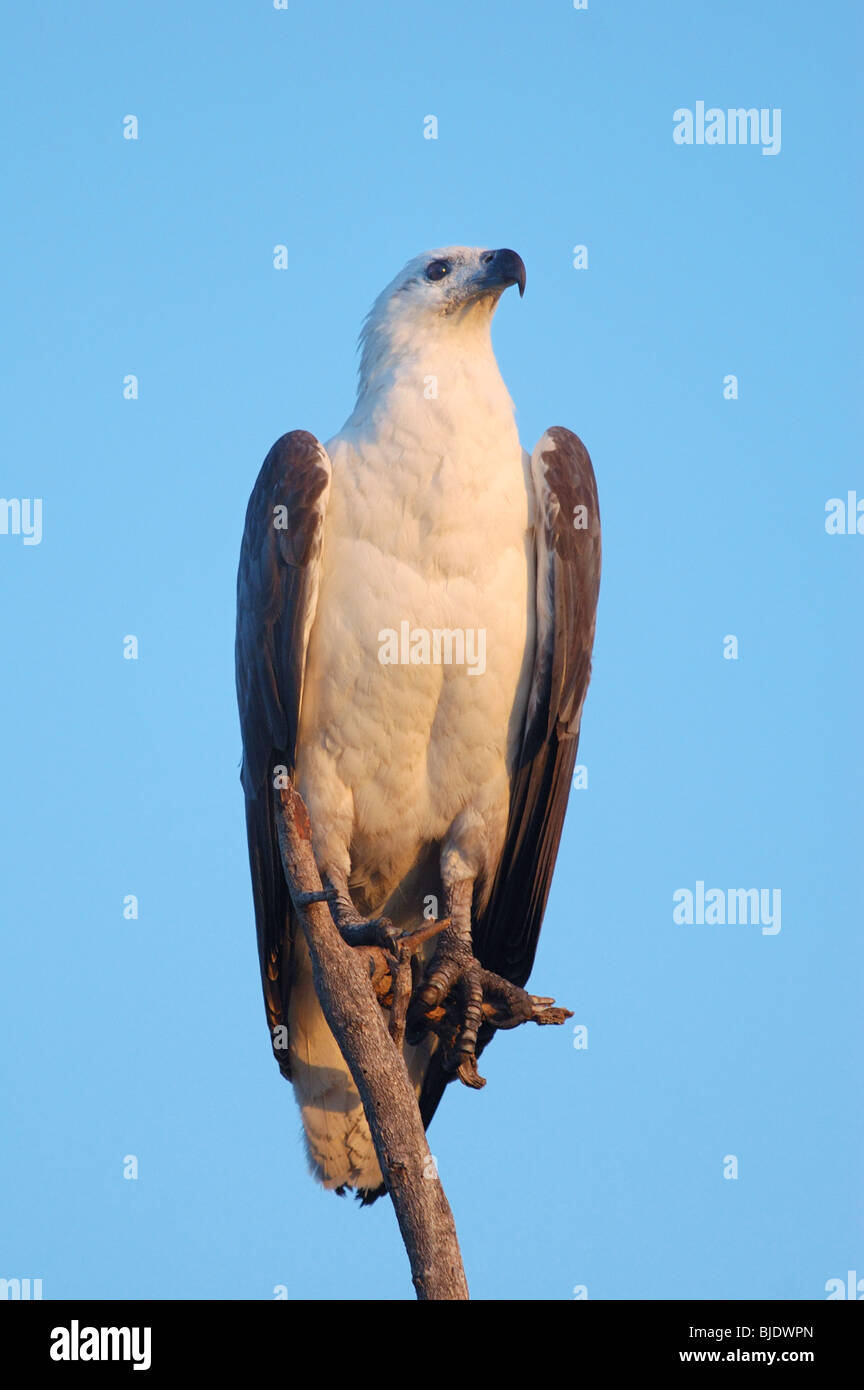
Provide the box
[488,247,526,298]
[506,248,527,297]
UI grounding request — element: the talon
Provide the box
[407,919,575,1083]
[455,1054,486,1089]
[369,917,400,950]
[337,914,397,950]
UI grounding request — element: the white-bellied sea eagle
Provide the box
[236,247,601,1200]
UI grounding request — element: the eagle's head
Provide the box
[387,245,525,312]
[358,246,526,389]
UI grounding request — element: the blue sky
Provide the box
[1,0,861,1300]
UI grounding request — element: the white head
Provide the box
[357,245,526,392]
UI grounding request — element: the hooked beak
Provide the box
[475,247,526,298]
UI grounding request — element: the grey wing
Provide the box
[235,430,331,1077]
[419,426,600,1128]
[473,426,601,985]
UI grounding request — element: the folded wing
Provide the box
[235,430,332,1077]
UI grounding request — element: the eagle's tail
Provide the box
[288,932,435,1196]
[288,932,384,1191]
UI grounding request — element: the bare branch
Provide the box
[274,782,469,1301]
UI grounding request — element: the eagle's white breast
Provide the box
[295,351,536,911]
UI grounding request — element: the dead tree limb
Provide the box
[274,782,470,1301]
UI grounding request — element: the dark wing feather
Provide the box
[235,430,331,1078]
[474,426,601,984]
[419,426,600,1127]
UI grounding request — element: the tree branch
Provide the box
[274,782,469,1301]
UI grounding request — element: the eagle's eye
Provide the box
[425,259,450,282]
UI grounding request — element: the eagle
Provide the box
[236,247,601,1199]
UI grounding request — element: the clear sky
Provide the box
[1,0,861,1301]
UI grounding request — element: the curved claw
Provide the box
[339,915,397,950]
[369,917,400,950]
[407,927,574,1085]
[455,1054,486,1089]
[484,997,574,1030]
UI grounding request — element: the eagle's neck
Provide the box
[345,318,518,459]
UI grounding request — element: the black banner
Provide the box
[2,1299,859,1375]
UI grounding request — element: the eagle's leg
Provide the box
[407,878,573,1089]
[403,875,496,1088]
[322,870,400,952]
[414,879,488,1089]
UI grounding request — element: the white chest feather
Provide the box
[295,348,536,894]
